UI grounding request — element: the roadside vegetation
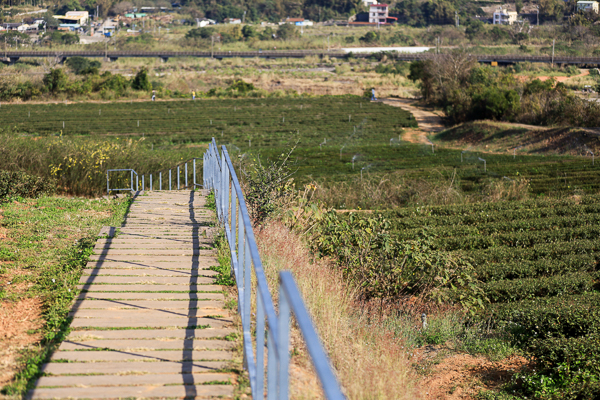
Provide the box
[0,171,131,395]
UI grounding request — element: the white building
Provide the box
[362,0,377,7]
[577,1,599,13]
[369,3,388,24]
[54,11,89,25]
[223,18,241,24]
[493,8,518,25]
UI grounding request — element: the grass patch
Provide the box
[0,194,132,396]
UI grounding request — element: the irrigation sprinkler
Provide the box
[319,138,327,150]
[390,138,393,146]
[349,115,351,122]
[479,157,486,172]
[513,146,524,159]
[210,120,212,125]
[137,120,139,127]
[62,121,65,129]
[340,145,345,160]
[282,116,285,123]
[99,109,101,116]
[351,155,358,170]
[461,149,468,162]
[588,150,595,166]
[429,142,434,153]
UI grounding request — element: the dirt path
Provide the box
[380,98,445,144]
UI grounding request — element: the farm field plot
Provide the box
[373,195,600,397]
[1,96,600,199]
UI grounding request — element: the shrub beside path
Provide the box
[28,191,236,399]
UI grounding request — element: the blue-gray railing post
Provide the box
[142,175,144,191]
[185,162,188,188]
[177,165,180,190]
[256,288,265,399]
[160,172,162,191]
[130,170,134,191]
[150,174,153,191]
[106,173,109,194]
[278,284,290,399]
[169,169,172,190]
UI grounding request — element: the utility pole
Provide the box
[551,39,555,67]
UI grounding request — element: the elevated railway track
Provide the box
[1,50,599,66]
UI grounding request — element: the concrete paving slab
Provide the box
[76,284,222,292]
[51,350,232,362]
[78,276,216,285]
[91,250,215,256]
[59,339,233,351]
[70,308,228,318]
[76,293,225,301]
[73,300,224,310]
[34,373,234,388]
[34,373,234,389]
[88,256,214,262]
[85,261,218,269]
[39,361,228,375]
[69,316,231,329]
[28,383,233,399]
[82,269,218,277]
[67,329,231,340]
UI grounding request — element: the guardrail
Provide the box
[203,138,345,400]
[106,158,203,194]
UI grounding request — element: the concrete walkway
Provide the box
[28,191,235,399]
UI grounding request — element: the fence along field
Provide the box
[1,97,600,200]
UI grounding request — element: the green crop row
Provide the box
[482,272,598,303]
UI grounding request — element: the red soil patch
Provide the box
[416,349,530,399]
[0,298,44,388]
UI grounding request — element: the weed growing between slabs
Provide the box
[0,194,132,395]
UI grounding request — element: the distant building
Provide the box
[223,18,241,24]
[0,23,23,31]
[493,8,518,25]
[195,18,215,27]
[369,3,388,24]
[362,0,378,7]
[577,1,599,13]
[283,17,313,26]
[54,11,89,25]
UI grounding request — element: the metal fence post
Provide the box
[278,288,290,400]
[177,166,180,190]
[142,175,144,191]
[106,172,109,195]
[150,174,153,191]
[194,159,197,188]
[159,172,162,191]
[256,291,265,400]
[130,170,134,192]
[169,169,172,191]
[185,162,188,188]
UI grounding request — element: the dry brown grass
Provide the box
[255,222,422,400]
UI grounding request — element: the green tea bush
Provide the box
[0,170,55,202]
[309,211,487,312]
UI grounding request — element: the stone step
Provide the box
[76,284,223,292]
[67,329,231,341]
[85,261,218,269]
[39,360,227,375]
[76,293,224,301]
[51,350,232,362]
[82,269,218,277]
[69,316,231,329]
[73,300,224,310]
[91,250,216,256]
[78,276,216,285]
[70,308,228,318]
[34,373,234,388]
[59,339,233,351]
[28,383,233,399]
[88,256,216,262]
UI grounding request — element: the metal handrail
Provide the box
[203,139,345,400]
[106,157,203,194]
